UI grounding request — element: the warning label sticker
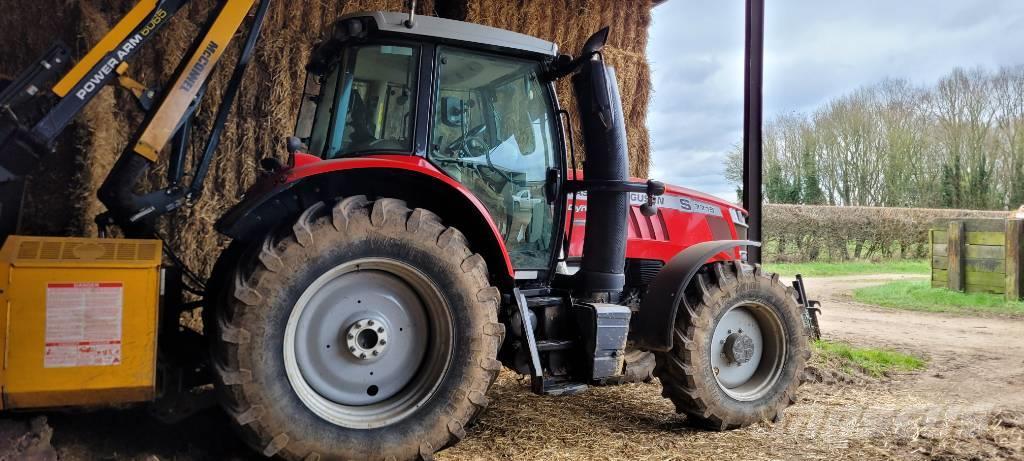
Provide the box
[44,282,123,368]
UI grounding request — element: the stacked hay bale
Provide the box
[4,0,653,277]
[454,0,653,178]
[81,0,436,274]
[5,0,432,274]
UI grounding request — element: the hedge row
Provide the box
[763,204,1009,262]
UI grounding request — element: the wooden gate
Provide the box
[930,218,1022,301]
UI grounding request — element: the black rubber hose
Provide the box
[97,152,153,237]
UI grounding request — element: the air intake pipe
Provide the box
[571,56,629,302]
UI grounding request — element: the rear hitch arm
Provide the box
[792,274,822,340]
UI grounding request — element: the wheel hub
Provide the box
[283,258,454,428]
[290,267,429,407]
[724,332,755,365]
[710,301,786,401]
[346,319,389,360]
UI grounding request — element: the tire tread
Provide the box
[653,262,808,430]
[211,196,502,460]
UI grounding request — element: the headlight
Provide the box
[730,208,748,227]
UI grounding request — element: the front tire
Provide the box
[654,262,808,430]
[211,196,504,460]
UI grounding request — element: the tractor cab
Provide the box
[293,12,565,275]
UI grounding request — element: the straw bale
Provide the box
[461,0,653,178]
[26,0,430,275]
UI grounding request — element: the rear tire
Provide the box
[654,262,808,430]
[211,196,505,460]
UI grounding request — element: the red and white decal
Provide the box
[628,192,723,217]
[571,191,723,218]
[44,282,124,368]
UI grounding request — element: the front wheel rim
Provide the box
[283,258,453,429]
[710,301,787,401]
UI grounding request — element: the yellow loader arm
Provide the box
[0,0,270,238]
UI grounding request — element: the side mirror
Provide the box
[543,27,611,81]
[441,96,465,127]
[286,136,305,154]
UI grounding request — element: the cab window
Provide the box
[296,44,418,158]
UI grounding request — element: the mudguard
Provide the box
[631,239,760,352]
[216,155,516,279]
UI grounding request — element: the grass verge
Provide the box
[853,280,1024,316]
[812,340,925,377]
[765,260,929,277]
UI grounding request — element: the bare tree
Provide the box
[724,65,1023,211]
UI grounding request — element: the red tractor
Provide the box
[0,5,810,460]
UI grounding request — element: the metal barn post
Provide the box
[743,0,764,264]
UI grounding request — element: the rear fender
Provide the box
[631,240,760,352]
[216,157,515,283]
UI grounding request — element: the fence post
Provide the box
[1008,219,1022,301]
[948,221,964,292]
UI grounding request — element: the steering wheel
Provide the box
[447,123,488,157]
[441,124,521,186]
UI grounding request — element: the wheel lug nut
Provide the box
[380,340,386,345]
[372,350,379,356]
[359,353,367,359]
[367,320,374,326]
[349,346,356,352]
[354,322,362,329]
[377,327,384,333]
[348,333,354,339]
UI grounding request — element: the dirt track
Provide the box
[2,274,1022,460]
[808,274,1024,412]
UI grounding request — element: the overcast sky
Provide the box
[645,0,1024,201]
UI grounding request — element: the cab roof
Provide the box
[343,11,559,57]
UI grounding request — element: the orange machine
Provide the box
[0,236,161,409]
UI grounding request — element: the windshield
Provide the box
[296,44,419,158]
[431,46,560,270]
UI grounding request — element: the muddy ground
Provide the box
[1,274,1022,460]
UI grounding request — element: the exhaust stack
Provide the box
[571,56,629,302]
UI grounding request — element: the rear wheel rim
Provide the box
[284,258,453,429]
[710,301,787,401]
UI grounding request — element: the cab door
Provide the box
[430,47,561,273]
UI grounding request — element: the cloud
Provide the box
[646,0,1024,201]
[649,148,737,201]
